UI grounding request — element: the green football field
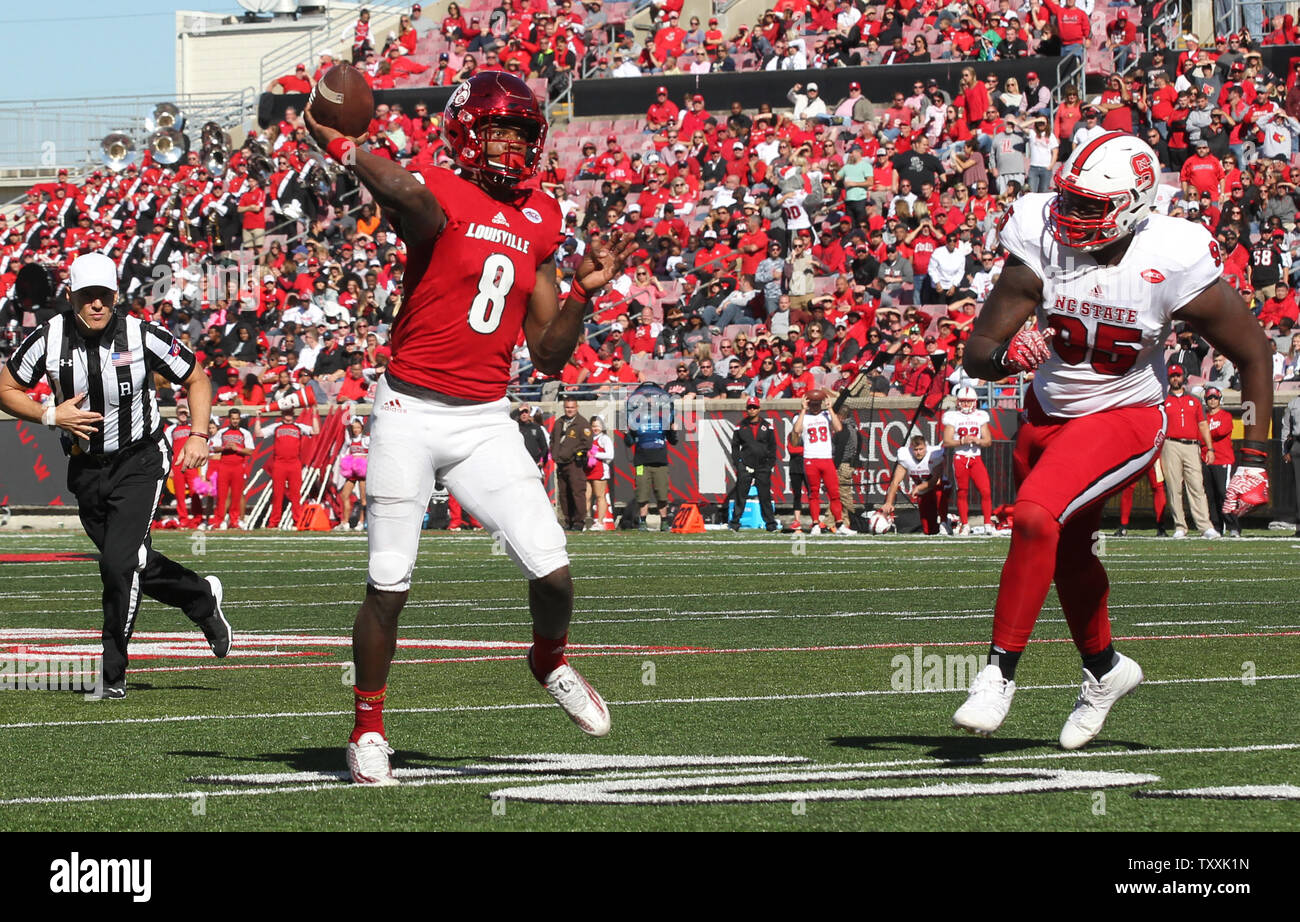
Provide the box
[1,529,1297,831]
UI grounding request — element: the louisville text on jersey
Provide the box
[465,222,531,253]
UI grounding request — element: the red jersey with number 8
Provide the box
[391,166,563,401]
[997,193,1223,418]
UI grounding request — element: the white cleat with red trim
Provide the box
[531,652,611,737]
[347,732,398,786]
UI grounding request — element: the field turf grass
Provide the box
[1,529,1297,831]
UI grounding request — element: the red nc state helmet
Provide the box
[442,72,547,186]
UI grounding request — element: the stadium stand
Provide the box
[4,0,1300,423]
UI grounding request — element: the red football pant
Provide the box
[1119,464,1167,526]
[803,457,843,524]
[213,461,247,527]
[267,460,303,528]
[448,494,480,529]
[917,484,949,534]
[992,393,1165,655]
[953,455,993,525]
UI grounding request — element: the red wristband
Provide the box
[568,280,590,304]
[326,137,355,165]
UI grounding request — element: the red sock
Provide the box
[351,685,386,743]
[530,630,567,680]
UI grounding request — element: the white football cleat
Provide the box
[347,731,398,786]
[1172,527,1187,538]
[957,523,971,536]
[1201,528,1220,539]
[532,653,610,737]
[809,524,822,536]
[837,523,856,535]
[1059,652,1144,750]
[952,664,1015,736]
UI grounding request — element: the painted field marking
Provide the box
[3,742,1297,809]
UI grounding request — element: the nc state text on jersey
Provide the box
[465,222,530,253]
[1050,297,1140,325]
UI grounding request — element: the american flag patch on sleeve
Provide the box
[111,351,133,367]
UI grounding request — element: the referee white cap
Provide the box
[69,252,119,292]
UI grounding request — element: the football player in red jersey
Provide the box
[307,72,634,785]
[953,132,1273,749]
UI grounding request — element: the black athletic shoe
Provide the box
[1113,526,1128,537]
[198,575,233,658]
[766,523,779,532]
[90,685,126,700]
[1156,528,1169,538]
[726,522,741,531]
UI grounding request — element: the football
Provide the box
[866,510,895,534]
[306,64,374,139]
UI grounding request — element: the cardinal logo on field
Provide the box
[492,211,510,226]
[522,207,543,224]
[1141,269,1166,283]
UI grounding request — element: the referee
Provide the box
[0,253,232,699]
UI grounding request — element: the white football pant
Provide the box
[365,376,569,590]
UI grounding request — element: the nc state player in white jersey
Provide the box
[942,386,994,535]
[879,435,948,535]
[307,73,634,784]
[953,132,1273,749]
[793,389,852,535]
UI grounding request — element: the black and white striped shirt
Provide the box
[6,312,196,455]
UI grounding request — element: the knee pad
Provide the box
[1012,500,1058,542]
[368,550,414,593]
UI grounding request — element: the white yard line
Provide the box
[2,672,1297,733]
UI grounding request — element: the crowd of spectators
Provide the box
[6,2,1300,419]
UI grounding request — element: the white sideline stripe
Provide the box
[11,573,1300,602]
[3,744,1295,809]
[1135,784,1300,800]
[3,673,1297,732]
[1133,620,1246,627]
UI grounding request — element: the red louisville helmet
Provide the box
[442,72,547,186]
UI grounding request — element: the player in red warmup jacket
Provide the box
[164,405,200,527]
[254,407,318,529]
[210,408,253,529]
[307,72,634,785]
[953,132,1273,749]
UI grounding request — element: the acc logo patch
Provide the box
[1141,269,1165,283]
[450,82,472,108]
[522,207,543,224]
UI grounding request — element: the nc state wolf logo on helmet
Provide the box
[1130,152,1155,191]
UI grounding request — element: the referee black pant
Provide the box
[69,440,215,689]
[730,466,776,528]
[1202,463,1239,534]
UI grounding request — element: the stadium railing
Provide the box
[258,1,411,90]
